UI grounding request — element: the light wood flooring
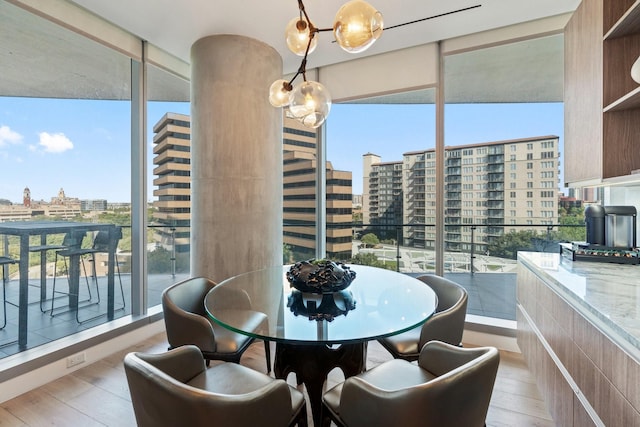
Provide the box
[0,332,555,426]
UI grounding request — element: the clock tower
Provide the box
[23,187,31,207]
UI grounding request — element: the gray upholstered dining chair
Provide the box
[378,274,468,361]
[162,276,271,372]
[321,341,500,427]
[124,345,307,427]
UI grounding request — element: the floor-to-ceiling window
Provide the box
[146,65,191,308]
[0,1,133,355]
[321,34,567,324]
[0,2,189,360]
[443,34,566,321]
[326,92,436,270]
[283,113,319,262]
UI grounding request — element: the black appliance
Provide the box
[584,205,637,249]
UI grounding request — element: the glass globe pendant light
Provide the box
[269,79,293,107]
[269,0,382,128]
[288,81,332,128]
[334,0,384,53]
[285,16,317,56]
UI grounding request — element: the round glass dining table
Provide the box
[205,264,437,425]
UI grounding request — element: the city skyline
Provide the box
[0,97,563,202]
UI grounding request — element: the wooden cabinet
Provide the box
[517,258,640,426]
[564,0,640,185]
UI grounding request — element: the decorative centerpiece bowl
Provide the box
[287,289,356,321]
[286,259,356,294]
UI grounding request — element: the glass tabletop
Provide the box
[205,265,437,345]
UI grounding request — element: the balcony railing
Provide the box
[342,221,585,322]
[0,217,585,358]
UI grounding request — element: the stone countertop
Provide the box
[518,251,640,360]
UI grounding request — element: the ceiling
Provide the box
[0,0,579,102]
[69,0,580,74]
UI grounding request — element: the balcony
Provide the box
[446,191,461,199]
[487,173,504,182]
[487,154,504,164]
[1,218,582,363]
[446,167,461,175]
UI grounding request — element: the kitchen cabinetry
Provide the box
[517,252,640,426]
[564,0,640,186]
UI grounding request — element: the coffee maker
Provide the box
[584,205,637,249]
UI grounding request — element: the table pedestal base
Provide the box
[274,342,367,426]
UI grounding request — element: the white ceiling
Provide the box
[0,0,579,102]
[69,0,580,74]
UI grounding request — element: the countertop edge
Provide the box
[518,251,640,364]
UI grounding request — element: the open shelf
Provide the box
[604,0,640,39]
[604,85,640,111]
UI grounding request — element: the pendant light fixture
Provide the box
[269,0,383,128]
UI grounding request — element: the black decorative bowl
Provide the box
[286,259,356,294]
[287,289,356,322]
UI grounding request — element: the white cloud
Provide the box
[0,125,23,147]
[38,132,73,153]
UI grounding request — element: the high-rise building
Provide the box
[362,155,403,240]
[152,112,191,251]
[364,135,560,253]
[283,115,353,261]
[81,199,107,212]
[152,112,353,259]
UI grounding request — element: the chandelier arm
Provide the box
[298,0,314,30]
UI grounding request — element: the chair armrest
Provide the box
[134,345,206,383]
[418,297,467,349]
[418,341,497,378]
[162,296,218,352]
[207,287,253,311]
[203,379,293,427]
[340,376,428,427]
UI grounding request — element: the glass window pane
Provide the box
[147,65,191,308]
[0,1,131,355]
[443,35,565,322]
[327,93,436,271]
[283,113,318,262]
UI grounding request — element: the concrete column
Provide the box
[190,35,283,282]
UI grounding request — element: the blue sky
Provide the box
[0,98,563,203]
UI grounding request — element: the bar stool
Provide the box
[87,228,125,312]
[49,231,100,320]
[51,228,125,322]
[0,255,17,330]
[28,237,66,312]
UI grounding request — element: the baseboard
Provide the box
[0,319,165,403]
[462,315,520,353]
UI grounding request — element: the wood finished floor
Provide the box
[0,332,555,426]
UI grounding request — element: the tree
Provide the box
[350,252,396,270]
[147,246,172,273]
[555,206,586,242]
[283,244,293,264]
[487,230,539,260]
[360,233,380,248]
